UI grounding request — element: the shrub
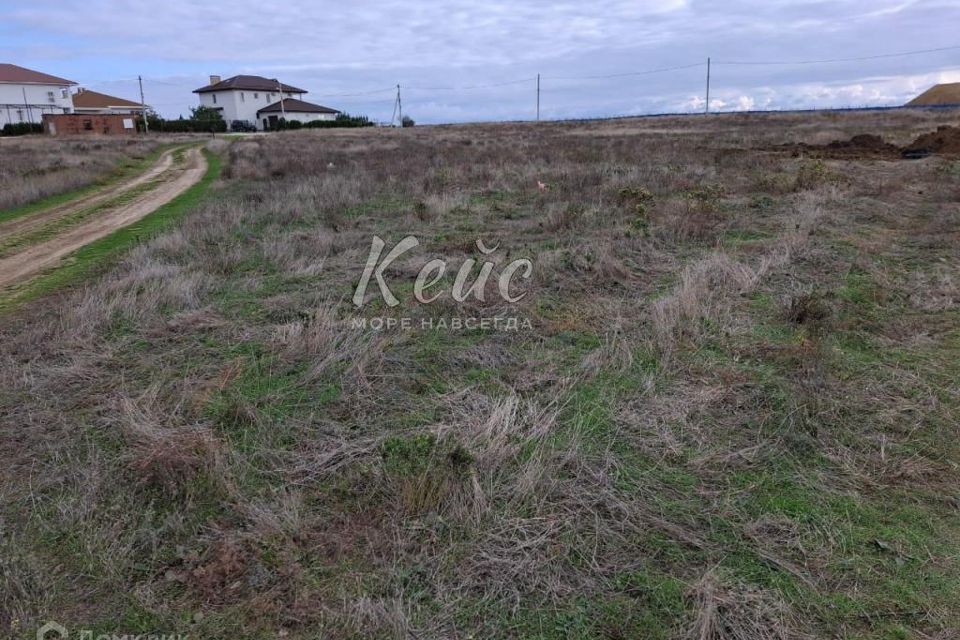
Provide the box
[303,113,375,129]
[230,120,257,132]
[153,117,227,133]
[795,158,844,190]
[381,434,473,514]
[401,115,415,128]
[146,105,228,133]
[1,122,43,136]
[265,118,303,131]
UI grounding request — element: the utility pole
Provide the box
[536,74,540,121]
[397,84,402,126]
[705,57,711,114]
[138,75,149,133]
[22,87,33,124]
[277,79,286,120]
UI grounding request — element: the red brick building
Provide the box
[42,113,138,136]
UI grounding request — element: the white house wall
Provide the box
[0,82,74,127]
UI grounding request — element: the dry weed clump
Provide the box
[650,251,773,351]
[119,391,223,495]
[688,572,799,640]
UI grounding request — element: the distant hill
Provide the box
[907,82,960,106]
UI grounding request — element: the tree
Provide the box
[401,115,415,128]
[141,108,163,132]
[189,105,225,123]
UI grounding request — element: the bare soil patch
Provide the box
[901,125,960,158]
[778,133,901,159]
[776,125,960,160]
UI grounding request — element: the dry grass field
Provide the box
[1,109,959,639]
[0,137,163,212]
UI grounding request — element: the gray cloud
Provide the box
[6,0,959,122]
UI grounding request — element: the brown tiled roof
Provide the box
[193,75,306,94]
[72,88,144,109]
[0,63,76,85]
[257,98,339,114]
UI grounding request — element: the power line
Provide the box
[311,87,396,98]
[405,77,535,91]
[543,62,705,81]
[143,77,196,86]
[715,44,960,66]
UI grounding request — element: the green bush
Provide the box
[152,117,227,133]
[146,105,227,133]
[1,122,43,136]
[304,113,375,129]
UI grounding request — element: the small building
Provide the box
[42,113,138,136]
[0,63,76,127]
[257,98,339,129]
[72,88,147,115]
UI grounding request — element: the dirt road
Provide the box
[0,146,206,289]
[0,149,176,239]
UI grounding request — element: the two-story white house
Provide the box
[193,74,338,130]
[0,63,76,127]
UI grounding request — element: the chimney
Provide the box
[209,75,221,86]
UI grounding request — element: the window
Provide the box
[82,119,93,131]
[60,88,68,99]
[254,93,258,99]
[212,94,217,104]
[241,92,245,102]
[47,91,55,103]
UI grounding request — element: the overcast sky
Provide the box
[2,0,959,123]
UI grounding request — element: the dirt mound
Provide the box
[779,134,901,160]
[902,125,960,158]
[822,134,901,158]
[776,127,960,160]
[907,82,960,107]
